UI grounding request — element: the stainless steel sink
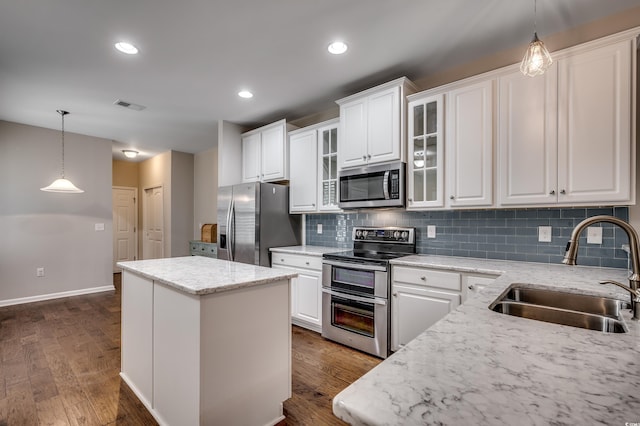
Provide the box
[489,284,629,333]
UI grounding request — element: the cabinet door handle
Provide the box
[408,198,413,202]
[468,285,474,290]
[549,190,555,195]
[450,195,455,200]
[312,203,316,207]
[420,276,426,281]
[305,261,310,265]
[392,293,398,297]
[367,154,371,159]
[362,155,367,161]
[560,189,566,194]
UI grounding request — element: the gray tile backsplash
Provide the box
[305,207,630,269]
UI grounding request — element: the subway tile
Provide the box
[304,207,629,269]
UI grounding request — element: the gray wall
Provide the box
[0,120,113,303]
[171,151,194,256]
[305,207,630,269]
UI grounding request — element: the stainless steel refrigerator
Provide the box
[217,182,301,266]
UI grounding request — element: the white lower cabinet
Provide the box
[272,252,323,332]
[391,266,461,351]
[391,266,498,351]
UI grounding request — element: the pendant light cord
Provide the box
[57,109,68,179]
[533,0,538,35]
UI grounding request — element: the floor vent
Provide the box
[113,99,146,111]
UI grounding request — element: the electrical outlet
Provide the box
[538,226,552,242]
[427,225,436,239]
[587,227,603,244]
[95,223,105,231]
[317,224,323,234]
[36,267,44,277]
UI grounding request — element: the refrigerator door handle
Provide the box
[229,198,235,261]
[226,198,234,261]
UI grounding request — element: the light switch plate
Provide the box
[587,227,603,244]
[538,226,552,242]
[95,223,105,231]
[317,224,322,234]
[427,225,436,239]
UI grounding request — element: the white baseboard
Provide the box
[0,285,115,307]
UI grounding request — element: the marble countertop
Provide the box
[270,245,343,257]
[333,255,640,425]
[117,256,297,295]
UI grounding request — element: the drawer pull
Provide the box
[305,261,310,265]
[420,276,426,281]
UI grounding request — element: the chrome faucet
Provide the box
[562,215,640,320]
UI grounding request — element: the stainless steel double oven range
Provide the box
[321,227,416,358]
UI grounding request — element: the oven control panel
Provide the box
[352,227,415,244]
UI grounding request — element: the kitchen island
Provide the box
[333,255,640,425]
[117,256,297,426]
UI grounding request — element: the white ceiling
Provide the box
[1,0,639,161]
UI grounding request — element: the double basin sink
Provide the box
[489,284,630,333]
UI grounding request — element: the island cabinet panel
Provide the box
[153,283,201,426]
[200,281,291,425]
[120,271,154,410]
[119,257,293,426]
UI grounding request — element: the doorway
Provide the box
[112,186,138,272]
[143,185,164,259]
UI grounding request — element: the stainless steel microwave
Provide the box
[338,161,405,209]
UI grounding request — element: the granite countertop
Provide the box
[270,245,343,257]
[117,256,297,296]
[333,255,640,425]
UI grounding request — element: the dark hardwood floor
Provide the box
[0,274,380,425]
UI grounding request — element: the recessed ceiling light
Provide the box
[238,90,253,99]
[115,42,139,55]
[328,41,348,55]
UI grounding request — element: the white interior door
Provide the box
[112,187,138,271]
[143,186,164,259]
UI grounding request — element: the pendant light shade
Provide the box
[41,110,84,193]
[520,0,552,77]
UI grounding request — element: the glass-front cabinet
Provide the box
[318,122,340,211]
[407,94,444,209]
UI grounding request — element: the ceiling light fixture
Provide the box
[41,110,84,193]
[328,41,348,55]
[520,0,552,77]
[238,90,253,99]
[115,42,139,55]
[122,149,139,159]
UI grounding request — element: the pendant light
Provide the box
[41,110,84,193]
[520,0,553,77]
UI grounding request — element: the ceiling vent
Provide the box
[113,99,146,111]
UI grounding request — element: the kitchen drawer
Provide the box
[392,266,461,292]
[271,253,322,271]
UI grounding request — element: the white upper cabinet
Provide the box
[289,129,318,213]
[337,77,417,170]
[242,119,295,183]
[318,121,341,212]
[407,94,444,209]
[288,118,341,214]
[498,36,634,206]
[446,79,494,208]
[498,64,558,205]
[557,39,633,204]
[241,132,262,182]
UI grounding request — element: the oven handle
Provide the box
[322,259,387,272]
[383,170,390,199]
[322,288,387,306]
